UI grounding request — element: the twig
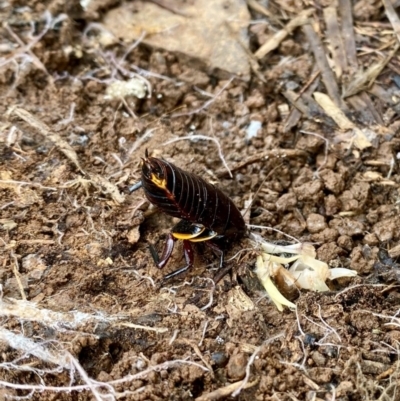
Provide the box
[284,70,321,132]
[113,322,168,333]
[246,0,283,26]
[182,339,213,373]
[196,379,259,401]
[343,43,399,98]
[300,130,329,174]
[313,92,372,150]
[163,135,232,178]
[303,23,345,110]
[10,251,26,300]
[7,107,84,173]
[170,78,234,118]
[3,11,52,77]
[382,0,400,42]
[323,6,348,79]
[215,148,307,178]
[255,9,314,59]
[339,0,358,71]
[232,333,285,397]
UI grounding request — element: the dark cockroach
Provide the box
[130,150,246,280]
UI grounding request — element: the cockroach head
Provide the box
[141,155,167,188]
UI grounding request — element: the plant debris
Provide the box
[1,0,400,399]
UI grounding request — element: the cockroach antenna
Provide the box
[128,181,143,193]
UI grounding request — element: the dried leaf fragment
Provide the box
[251,233,357,311]
[313,92,372,150]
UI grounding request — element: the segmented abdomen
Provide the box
[141,157,245,241]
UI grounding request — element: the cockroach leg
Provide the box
[150,233,176,269]
[206,241,225,268]
[149,243,160,264]
[162,240,195,281]
[213,263,234,284]
[206,241,234,284]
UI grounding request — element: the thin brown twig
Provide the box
[323,6,348,79]
[170,78,234,118]
[195,378,259,401]
[296,69,320,99]
[303,23,346,110]
[255,9,313,59]
[382,0,400,42]
[182,339,213,374]
[246,0,284,26]
[284,69,321,132]
[10,251,26,301]
[216,149,308,178]
[339,0,358,71]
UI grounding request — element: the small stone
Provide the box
[311,351,326,367]
[293,180,323,201]
[22,254,47,280]
[306,213,327,233]
[311,228,339,242]
[373,218,397,242]
[127,226,141,244]
[276,193,298,211]
[324,194,338,216]
[320,170,344,194]
[363,233,379,246]
[226,353,247,380]
[337,235,353,251]
[329,218,364,237]
[317,242,342,262]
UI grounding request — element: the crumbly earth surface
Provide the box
[1,1,400,400]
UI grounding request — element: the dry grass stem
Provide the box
[216,148,307,177]
[7,106,84,173]
[284,71,321,132]
[255,9,313,59]
[3,11,53,78]
[246,0,283,26]
[300,130,329,173]
[0,297,119,329]
[224,21,265,82]
[0,179,56,191]
[196,379,259,401]
[163,135,233,178]
[339,0,358,71]
[113,322,168,333]
[10,251,26,301]
[382,0,400,42]
[282,90,310,115]
[7,107,126,203]
[313,92,372,149]
[323,6,347,79]
[171,78,233,118]
[343,43,399,98]
[181,339,213,373]
[303,23,345,110]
